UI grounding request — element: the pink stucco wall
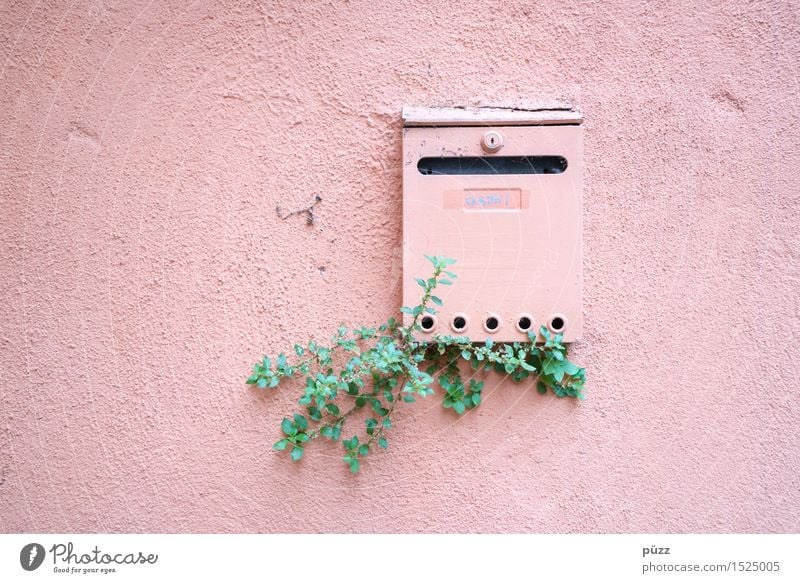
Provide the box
[1,0,798,533]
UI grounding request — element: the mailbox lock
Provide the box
[481,131,504,153]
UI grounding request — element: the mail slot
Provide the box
[402,106,583,342]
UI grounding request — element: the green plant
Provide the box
[247,256,586,473]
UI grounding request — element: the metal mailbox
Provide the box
[402,106,583,342]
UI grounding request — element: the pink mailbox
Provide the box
[402,106,583,343]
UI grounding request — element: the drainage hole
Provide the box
[550,316,565,331]
[420,316,435,331]
[517,316,532,331]
[452,316,467,331]
[485,316,499,331]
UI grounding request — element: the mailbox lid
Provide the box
[402,105,583,127]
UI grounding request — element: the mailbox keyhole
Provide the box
[550,316,565,332]
[481,130,504,153]
[420,316,435,332]
[517,316,532,331]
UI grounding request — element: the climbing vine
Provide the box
[247,256,586,473]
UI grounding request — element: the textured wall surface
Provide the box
[1,0,799,533]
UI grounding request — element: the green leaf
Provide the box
[280,418,296,436]
[272,439,289,451]
[256,377,267,389]
[415,278,427,288]
[349,458,360,474]
[371,400,389,416]
[402,394,416,403]
[377,437,388,449]
[438,278,453,285]
[290,447,303,461]
[276,352,287,364]
[461,349,471,360]
[471,393,481,406]
[293,413,308,431]
[358,444,370,456]
[469,380,484,393]
[453,400,466,415]
[294,344,304,356]
[430,295,443,306]
[536,381,548,395]
[325,403,340,416]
